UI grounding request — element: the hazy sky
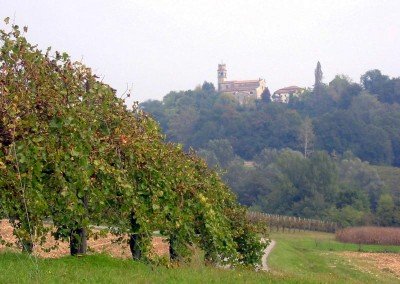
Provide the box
[1,0,399,105]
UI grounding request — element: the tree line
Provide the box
[223,147,399,228]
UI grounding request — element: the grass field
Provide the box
[0,251,291,284]
[268,231,400,283]
[1,231,400,283]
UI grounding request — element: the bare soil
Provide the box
[340,251,400,279]
[0,219,169,258]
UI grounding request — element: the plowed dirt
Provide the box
[340,251,400,278]
[0,220,169,258]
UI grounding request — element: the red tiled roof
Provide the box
[273,86,303,95]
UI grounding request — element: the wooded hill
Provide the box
[141,66,400,227]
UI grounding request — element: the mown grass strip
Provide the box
[0,252,293,284]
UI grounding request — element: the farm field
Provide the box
[1,230,400,283]
[268,231,400,283]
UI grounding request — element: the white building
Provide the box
[217,64,266,104]
[272,86,304,103]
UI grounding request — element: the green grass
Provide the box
[0,251,291,284]
[268,231,400,283]
[2,231,400,283]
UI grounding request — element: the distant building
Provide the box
[272,86,304,103]
[217,64,266,104]
[243,161,255,168]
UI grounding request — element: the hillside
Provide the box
[141,71,400,226]
[141,71,400,166]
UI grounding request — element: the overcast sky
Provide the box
[1,0,399,105]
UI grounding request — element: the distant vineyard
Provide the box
[247,211,338,233]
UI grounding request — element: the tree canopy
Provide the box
[141,62,400,227]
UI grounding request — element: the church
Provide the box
[217,63,266,104]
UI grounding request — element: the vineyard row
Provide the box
[247,211,338,233]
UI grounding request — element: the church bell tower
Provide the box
[217,63,227,91]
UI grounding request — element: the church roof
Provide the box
[222,79,262,84]
[220,79,263,93]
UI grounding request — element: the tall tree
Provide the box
[298,117,315,158]
[314,61,323,96]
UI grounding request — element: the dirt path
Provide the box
[261,240,276,271]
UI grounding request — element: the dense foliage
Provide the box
[141,65,400,227]
[0,21,266,267]
[141,73,400,166]
[224,149,400,227]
